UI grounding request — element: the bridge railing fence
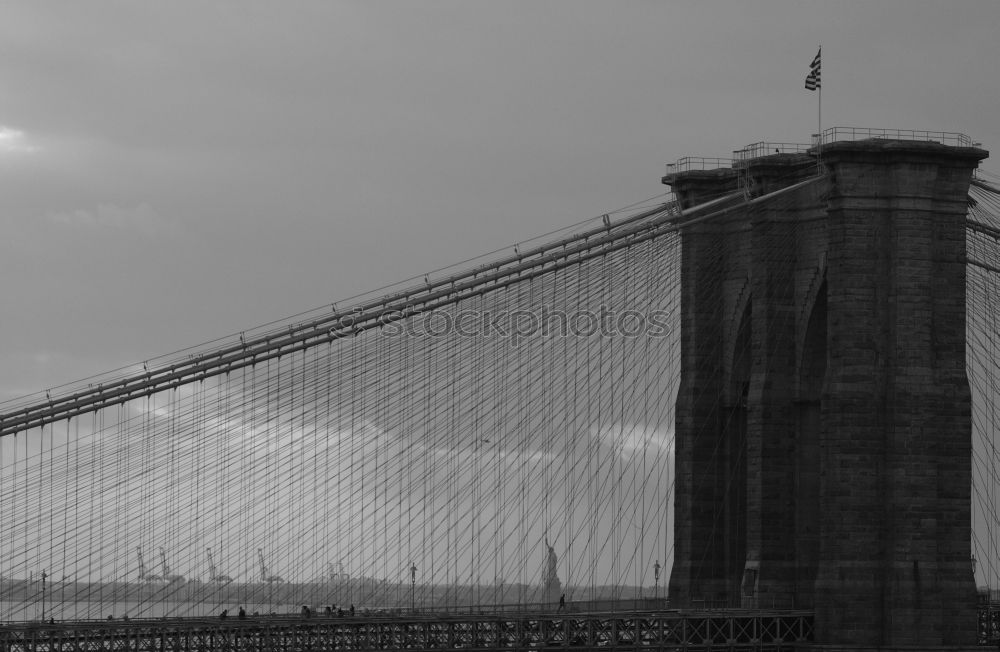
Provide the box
[816,126,976,148]
[732,142,812,164]
[664,156,733,176]
[0,608,818,651]
[668,128,980,178]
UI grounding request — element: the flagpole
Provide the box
[817,45,822,175]
[805,46,822,174]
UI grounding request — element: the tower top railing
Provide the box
[666,128,980,176]
[664,156,733,176]
[815,126,977,148]
[733,142,812,164]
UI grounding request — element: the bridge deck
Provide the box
[0,610,814,651]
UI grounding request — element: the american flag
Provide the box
[805,48,821,91]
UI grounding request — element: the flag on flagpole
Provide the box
[805,48,821,91]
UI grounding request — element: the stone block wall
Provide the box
[665,139,987,648]
[814,140,985,648]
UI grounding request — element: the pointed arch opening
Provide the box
[724,301,751,601]
[796,280,826,606]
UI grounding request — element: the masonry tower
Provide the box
[665,135,987,650]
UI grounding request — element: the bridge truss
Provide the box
[0,610,814,652]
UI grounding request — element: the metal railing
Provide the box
[664,156,732,176]
[667,128,980,177]
[733,141,812,164]
[817,126,976,147]
[0,609,816,651]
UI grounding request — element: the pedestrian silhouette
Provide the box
[219,609,228,620]
[238,606,246,620]
[558,594,566,611]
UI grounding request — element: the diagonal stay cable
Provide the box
[1,191,754,436]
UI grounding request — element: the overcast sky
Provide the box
[2,0,999,401]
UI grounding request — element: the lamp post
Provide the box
[41,570,47,622]
[653,560,661,603]
[410,563,417,613]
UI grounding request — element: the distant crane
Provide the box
[206,548,232,583]
[158,547,186,583]
[257,548,284,583]
[136,547,163,582]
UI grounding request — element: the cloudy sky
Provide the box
[2,0,999,401]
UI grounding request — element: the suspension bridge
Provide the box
[0,128,998,650]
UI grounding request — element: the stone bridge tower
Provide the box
[665,138,987,650]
